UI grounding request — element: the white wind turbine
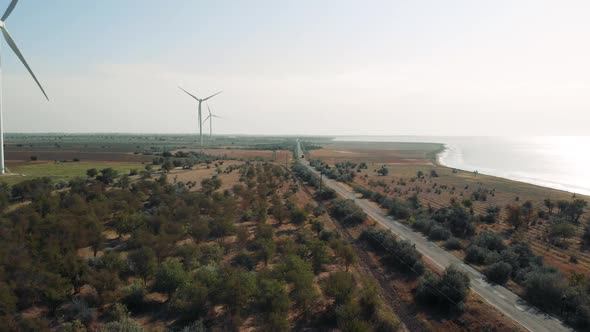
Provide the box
[178,86,221,146]
[203,103,221,138]
[0,0,49,174]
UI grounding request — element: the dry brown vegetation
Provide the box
[351,162,590,277]
[296,173,523,332]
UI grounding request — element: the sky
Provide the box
[2,0,590,136]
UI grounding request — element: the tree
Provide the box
[523,267,566,311]
[416,265,470,310]
[505,204,526,231]
[309,240,330,274]
[485,262,512,284]
[323,271,356,305]
[481,206,501,224]
[86,168,98,178]
[257,279,290,331]
[87,220,105,257]
[290,208,307,225]
[331,199,367,226]
[565,199,587,223]
[98,168,119,184]
[276,254,317,317]
[377,166,389,176]
[154,258,188,296]
[337,245,356,272]
[311,220,324,236]
[544,198,555,214]
[201,177,221,195]
[548,221,576,245]
[257,239,276,266]
[128,247,157,281]
[222,270,256,318]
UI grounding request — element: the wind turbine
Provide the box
[0,0,49,174]
[178,86,221,146]
[203,103,221,138]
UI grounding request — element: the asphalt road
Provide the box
[295,141,570,332]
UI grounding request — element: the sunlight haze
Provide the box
[3,0,590,135]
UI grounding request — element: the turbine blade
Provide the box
[2,0,18,22]
[1,26,48,100]
[212,115,222,118]
[178,86,200,101]
[206,103,212,116]
[203,91,222,101]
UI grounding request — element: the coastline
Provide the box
[435,143,590,197]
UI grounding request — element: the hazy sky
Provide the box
[2,0,590,135]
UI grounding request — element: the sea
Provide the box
[333,136,590,196]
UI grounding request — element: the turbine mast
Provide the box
[198,100,203,146]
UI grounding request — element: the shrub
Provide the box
[122,282,146,312]
[472,232,506,252]
[445,237,462,250]
[465,245,488,265]
[331,199,367,226]
[500,244,542,282]
[232,252,257,271]
[154,258,188,295]
[411,217,432,234]
[485,262,512,284]
[387,199,411,219]
[323,271,356,305]
[416,266,470,310]
[431,205,474,238]
[360,229,423,275]
[428,225,451,241]
[523,267,566,311]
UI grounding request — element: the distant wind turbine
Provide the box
[203,103,222,138]
[178,86,221,146]
[0,0,49,174]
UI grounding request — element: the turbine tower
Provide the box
[203,103,221,138]
[0,0,49,174]
[178,86,221,146]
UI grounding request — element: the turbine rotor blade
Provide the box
[203,91,222,101]
[2,0,18,22]
[212,115,222,118]
[1,26,49,100]
[206,103,212,116]
[178,86,200,101]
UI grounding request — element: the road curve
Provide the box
[295,141,570,332]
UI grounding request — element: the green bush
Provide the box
[331,199,367,226]
[484,262,512,284]
[465,245,489,265]
[415,266,470,310]
[411,218,432,234]
[472,232,506,252]
[445,237,462,250]
[523,267,566,311]
[428,225,451,241]
[360,229,423,275]
[323,271,356,305]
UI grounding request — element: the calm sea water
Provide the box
[333,136,590,196]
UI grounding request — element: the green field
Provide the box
[0,162,144,186]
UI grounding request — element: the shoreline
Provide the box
[435,143,590,197]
